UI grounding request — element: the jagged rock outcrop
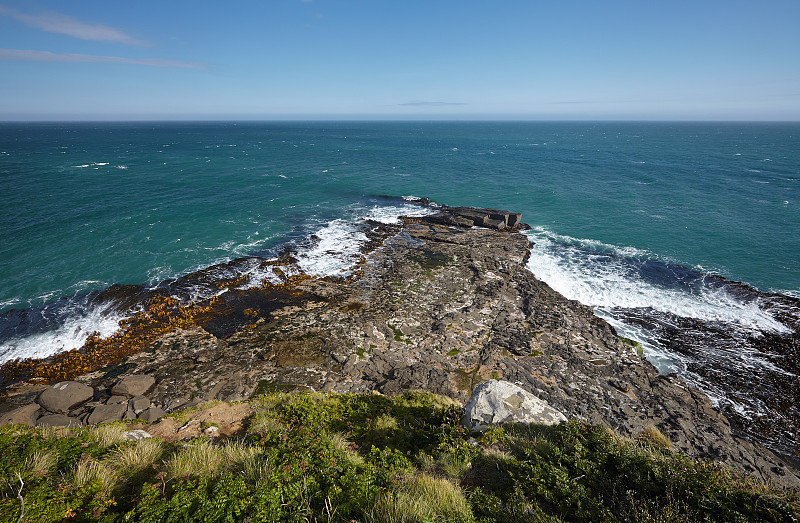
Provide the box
[0,207,797,488]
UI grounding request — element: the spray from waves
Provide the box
[0,297,126,365]
[235,198,437,288]
[524,227,790,334]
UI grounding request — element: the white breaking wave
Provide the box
[294,201,435,276]
[524,227,790,334]
[363,200,436,224]
[239,200,436,287]
[296,219,369,277]
[0,301,125,365]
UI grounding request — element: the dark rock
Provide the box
[112,375,155,397]
[485,218,506,230]
[37,381,93,414]
[0,403,40,427]
[130,395,150,414]
[421,206,523,231]
[138,407,166,424]
[87,403,127,424]
[36,414,83,428]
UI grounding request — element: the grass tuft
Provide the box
[25,449,56,477]
[91,423,129,448]
[367,473,474,523]
[166,440,225,478]
[72,455,118,495]
[635,424,673,451]
[107,437,164,474]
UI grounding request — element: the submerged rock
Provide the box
[462,379,567,431]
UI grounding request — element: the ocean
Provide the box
[1,121,798,444]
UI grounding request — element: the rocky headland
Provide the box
[1,204,798,488]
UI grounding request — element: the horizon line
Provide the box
[2,116,799,124]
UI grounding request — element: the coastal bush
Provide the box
[0,392,798,522]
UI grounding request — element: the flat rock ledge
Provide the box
[1,207,798,489]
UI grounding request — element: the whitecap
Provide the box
[0,298,21,310]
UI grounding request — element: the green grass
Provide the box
[0,391,797,522]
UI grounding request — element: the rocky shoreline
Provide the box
[1,205,798,488]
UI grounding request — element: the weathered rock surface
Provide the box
[37,381,93,414]
[462,379,567,431]
[112,375,155,397]
[138,407,166,423]
[124,429,152,441]
[0,207,797,488]
[0,403,40,426]
[87,402,127,424]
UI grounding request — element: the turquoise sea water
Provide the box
[1,121,798,377]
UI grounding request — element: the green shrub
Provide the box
[0,392,797,522]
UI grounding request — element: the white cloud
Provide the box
[0,6,150,46]
[0,48,205,69]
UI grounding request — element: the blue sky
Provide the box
[0,1,798,120]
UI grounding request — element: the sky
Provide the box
[0,1,798,121]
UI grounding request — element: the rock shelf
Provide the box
[1,206,798,488]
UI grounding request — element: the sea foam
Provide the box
[0,300,124,365]
[524,227,790,334]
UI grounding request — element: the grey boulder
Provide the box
[112,375,155,397]
[130,395,151,414]
[124,429,152,441]
[138,407,167,424]
[37,381,94,414]
[87,403,128,424]
[0,403,40,427]
[462,379,567,432]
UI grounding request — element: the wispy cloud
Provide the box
[0,6,150,46]
[397,101,467,106]
[0,48,205,69]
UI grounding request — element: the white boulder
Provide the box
[462,379,567,431]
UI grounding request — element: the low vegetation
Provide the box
[0,390,797,522]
